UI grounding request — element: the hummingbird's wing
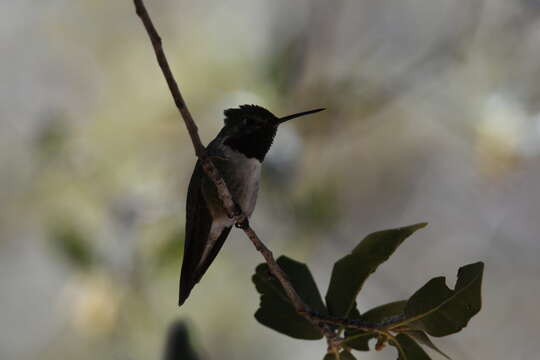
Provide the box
[179,160,232,306]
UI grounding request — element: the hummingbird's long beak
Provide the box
[278,108,325,124]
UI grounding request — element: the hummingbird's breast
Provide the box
[220,145,261,217]
[203,138,262,221]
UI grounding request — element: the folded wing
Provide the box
[179,161,232,306]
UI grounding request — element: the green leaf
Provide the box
[344,331,374,351]
[276,256,327,315]
[325,223,427,318]
[344,301,406,351]
[348,302,362,320]
[252,256,326,339]
[403,262,484,337]
[322,352,356,360]
[391,333,432,360]
[339,350,357,360]
[360,301,407,323]
[404,331,450,359]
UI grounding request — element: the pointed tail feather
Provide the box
[179,226,232,306]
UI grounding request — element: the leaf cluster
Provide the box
[252,223,484,359]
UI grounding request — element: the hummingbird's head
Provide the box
[222,105,324,161]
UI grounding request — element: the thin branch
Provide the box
[311,312,407,331]
[133,0,202,156]
[132,0,392,346]
[132,0,332,339]
[133,0,240,220]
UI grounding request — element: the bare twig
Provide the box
[132,0,333,339]
[133,0,240,221]
[133,0,202,156]
[132,0,395,347]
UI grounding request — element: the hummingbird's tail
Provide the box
[179,226,232,306]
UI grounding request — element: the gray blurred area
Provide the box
[1,0,539,359]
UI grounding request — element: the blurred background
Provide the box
[1,0,539,359]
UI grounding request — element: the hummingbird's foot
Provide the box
[235,217,250,229]
[230,202,250,228]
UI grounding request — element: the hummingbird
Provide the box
[179,104,324,306]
